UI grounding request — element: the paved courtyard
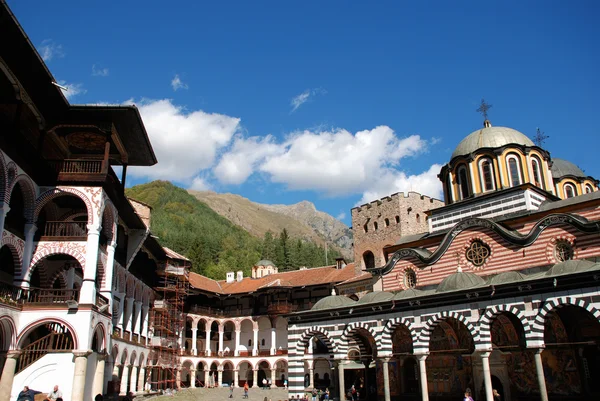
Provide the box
[149,387,291,401]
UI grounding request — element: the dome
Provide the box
[393,288,425,300]
[255,260,275,267]
[545,259,597,277]
[436,271,486,293]
[551,158,586,179]
[355,291,394,305]
[311,295,356,311]
[488,271,526,285]
[451,125,535,159]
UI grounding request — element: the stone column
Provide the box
[271,367,277,388]
[120,364,130,395]
[534,348,549,401]
[141,304,150,342]
[252,369,259,388]
[124,297,134,334]
[270,328,277,355]
[0,202,10,242]
[218,327,224,355]
[205,327,212,356]
[100,241,116,308]
[217,368,222,387]
[204,369,210,388]
[133,301,143,335]
[80,224,101,304]
[130,365,138,393]
[308,338,313,354]
[190,369,196,388]
[92,353,107,397]
[309,368,315,388]
[71,351,91,401]
[382,358,391,401]
[337,362,345,399]
[252,329,259,356]
[191,328,198,355]
[138,367,146,393]
[116,292,125,331]
[480,351,493,401]
[176,368,182,390]
[0,351,21,401]
[234,329,241,356]
[417,354,429,401]
[17,223,37,288]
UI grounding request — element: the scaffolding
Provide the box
[148,258,189,391]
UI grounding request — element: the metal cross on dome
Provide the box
[476,99,492,120]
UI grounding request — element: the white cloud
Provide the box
[171,74,188,91]
[128,99,241,185]
[39,39,64,61]
[190,176,211,191]
[336,212,346,220]
[290,88,326,113]
[92,65,109,77]
[58,81,86,101]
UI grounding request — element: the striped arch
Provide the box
[479,305,531,348]
[48,269,68,289]
[5,174,36,223]
[378,317,417,355]
[29,244,87,274]
[0,152,8,202]
[339,322,379,357]
[530,296,600,346]
[0,236,23,278]
[294,326,338,355]
[416,311,478,353]
[236,359,254,370]
[0,315,17,350]
[35,188,94,225]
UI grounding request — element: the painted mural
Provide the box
[426,355,473,396]
[376,359,399,396]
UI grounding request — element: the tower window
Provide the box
[416,214,420,223]
[373,222,378,231]
[564,183,576,198]
[506,155,522,187]
[585,184,594,194]
[363,251,375,270]
[395,216,400,224]
[478,158,495,192]
[531,157,543,188]
[385,218,390,227]
[363,223,369,233]
[457,165,471,200]
[404,269,417,289]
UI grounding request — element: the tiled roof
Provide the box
[164,247,191,262]
[188,263,358,295]
[336,272,372,286]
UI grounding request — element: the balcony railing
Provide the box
[95,293,109,311]
[49,159,107,182]
[188,306,254,318]
[267,300,297,315]
[26,288,79,304]
[41,221,87,240]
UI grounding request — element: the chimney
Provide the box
[236,271,243,282]
[336,257,346,270]
[226,272,235,283]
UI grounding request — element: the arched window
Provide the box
[363,223,368,233]
[564,183,576,198]
[248,339,252,346]
[395,216,400,224]
[384,218,390,227]
[506,155,522,187]
[446,175,454,203]
[261,339,265,346]
[416,214,420,223]
[478,158,495,192]
[585,184,594,194]
[531,157,543,188]
[457,165,471,200]
[363,251,375,270]
[373,222,378,231]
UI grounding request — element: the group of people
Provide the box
[464,387,502,401]
[17,385,62,401]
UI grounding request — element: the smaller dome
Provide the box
[550,158,586,179]
[393,288,424,300]
[545,259,596,277]
[355,291,394,305]
[255,259,275,267]
[436,271,486,293]
[311,295,356,311]
[451,125,535,159]
[488,271,526,285]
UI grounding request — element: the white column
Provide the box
[204,369,209,387]
[271,368,277,388]
[71,351,90,401]
[417,354,429,401]
[120,364,130,395]
[218,328,224,355]
[0,351,21,401]
[17,223,37,288]
[308,338,313,354]
[138,367,146,393]
[116,292,125,330]
[0,202,9,242]
[309,368,314,388]
[217,368,222,387]
[129,365,138,393]
[205,327,212,356]
[66,268,75,289]
[270,328,276,355]
[100,241,116,308]
[125,297,134,334]
[190,369,196,388]
[80,224,100,304]
[252,329,259,356]
[92,353,106,397]
[382,358,391,401]
[337,362,345,400]
[534,349,549,401]
[252,369,258,388]
[480,351,493,401]
[234,369,239,388]
[234,329,241,356]
[191,328,198,355]
[141,304,150,342]
[133,301,143,335]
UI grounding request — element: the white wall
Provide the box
[12,353,74,401]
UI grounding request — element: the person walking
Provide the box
[463,390,474,401]
[243,382,249,399]
[229,384,234,398]
[262,378,267,389]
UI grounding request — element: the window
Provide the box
[478,158,495,192]
[465,240,490,267]
[261,339,265,346]
[416,214,420,223]
[374,222,378,231]
[385,218,390,227]
[554,240,573,262]
[248,339,252,346]
[457,165,471,200]
[404,269,417,289]
[564,183,576,198]
[506,155,522,187]
[363,223,369,233]
[585,184,594,194]
[363,251,375,270]
[531,157,543,188]
[395,216,400,224]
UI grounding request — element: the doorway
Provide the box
[491,375,503,401]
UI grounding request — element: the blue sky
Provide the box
[10,0,600,225]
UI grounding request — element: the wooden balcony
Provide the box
[189,305,254,318]
[49,159,108,183]
[267,300,297,315]
[26,288,79,304]
[40,221,87,241]
[0,281,21,307]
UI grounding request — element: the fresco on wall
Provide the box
[376,359,399,396]
[426,355,473,395]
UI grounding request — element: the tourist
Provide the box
[243,382,249,398]
[94,395,103,401]
[45,385,62,401]
[263,378,267,389]
[17,386,36,401]
[311,388,318,401]
[493,389,501,401]
[324,388,330,400]
[464,390,474,401]
[229,385,234,398]
[284,378,288,389]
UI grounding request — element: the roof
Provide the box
[311,295,356,311]
[255,260,275,267]
[436,269,486,293]
[336,272,373,286]
[451,124,535,159]
[164,247,191,262]
[488,271,526,285]
[551,158,587,179]
[544,259,598,277]
[355,291,394,305]
[189,263,357,295]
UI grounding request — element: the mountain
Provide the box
[188,191,353,259]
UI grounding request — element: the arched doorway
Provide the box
[28,255,83,304]
[257,360,270,388]
[391,324,415,396]
[221,361,234,386]
[237,361,252,387]
[209,362,219,388]
[491,375,504,401]
[181,360,194,387]
[16,321,75,377]
[344,328,377,400]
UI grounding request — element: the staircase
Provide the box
[17,323,74,373]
